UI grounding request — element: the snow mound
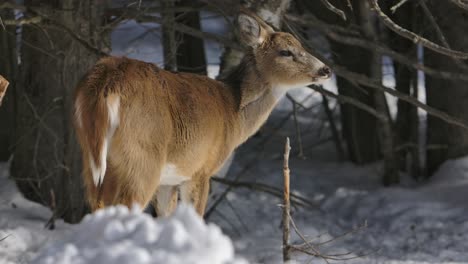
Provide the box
[33,205,247,264]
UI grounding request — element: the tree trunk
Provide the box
[0,5,17,161]
[11,0,108,223]
[386,1,420,178]
[425,1,468,176]
[303,0,381,164]
[358,1,399,185]
[161,0,178,71]
[175,1,207,75]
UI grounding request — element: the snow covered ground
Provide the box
[2,92,468,263]
[2,109,468,263]
[204,103,468,264]
[0,163,245,264]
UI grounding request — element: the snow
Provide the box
[206,108,468,263]
[33,205,246,264]
[0,162,245,264]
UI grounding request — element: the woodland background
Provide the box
[0,0,468,228]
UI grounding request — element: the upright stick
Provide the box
[282,137,291,262]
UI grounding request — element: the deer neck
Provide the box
[220,57,286,143]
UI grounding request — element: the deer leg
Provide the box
[152,185,178,217]
[180,175,210,216]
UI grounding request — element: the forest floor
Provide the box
[1,89,468,263]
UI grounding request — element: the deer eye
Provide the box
[279,50,293,57]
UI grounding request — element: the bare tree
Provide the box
[10,0,109,223]
[0,3,16,161]
[424,0,468,176]
[386,0,420,178]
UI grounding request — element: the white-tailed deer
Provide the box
[73,11,331,217]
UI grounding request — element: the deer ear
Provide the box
[237,14,272,48]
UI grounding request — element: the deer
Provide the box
[73,10,331,217]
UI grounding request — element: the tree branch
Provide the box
[368,0,468,59]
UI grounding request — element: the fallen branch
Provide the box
[0,234,10,242]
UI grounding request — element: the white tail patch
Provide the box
[91,95,120,187]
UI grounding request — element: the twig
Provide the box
[319,0,346,21]
[288,212,329,263]
[286,13,468,81]
[417,0,449,47]
[0,15,5,30]
[211,177,316,208]
[320,92,345,161]
[368,0,468,59]
[0,234,11,242]
[1,16,42,25]
[417,0,468,71]
[308,85,387,121]
[287,95,305,158]
[45,189,56,230]
[390,0,411,13]
[282,137,291,262]
[448,0,468,11]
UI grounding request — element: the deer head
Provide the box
[237,12,331,95]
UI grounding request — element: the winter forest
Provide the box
[1,0,468,263]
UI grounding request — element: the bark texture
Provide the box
[425,1,468,176]
[387,1,420,178]
[11,0,108,223]
[0,4,17,161]
[175,1,207,75]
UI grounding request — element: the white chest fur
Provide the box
[160,163,189,186]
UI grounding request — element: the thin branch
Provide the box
[308,85,388,121]
[288,211,329,263]
[368,0,468,59]
[2,16,42,25]
[211,177,317,208]
[282,137,291,262]
[285,14,468,81]
[320,93,345,161]
[417,0,449,47]
[287,22,468,131]
[319,0,346,21]
[0,234,11,242]
[448,0,468,11]
[390,0,411,13]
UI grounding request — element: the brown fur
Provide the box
[0,75,9,106]
[73,13,330,216]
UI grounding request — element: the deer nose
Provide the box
[317,66,331,78]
